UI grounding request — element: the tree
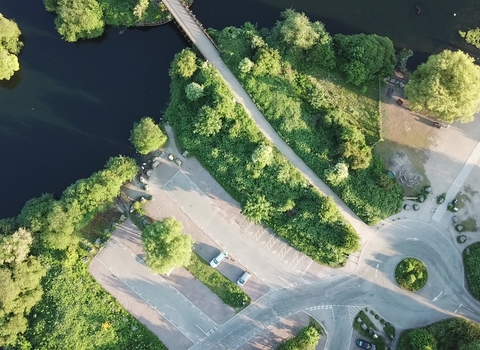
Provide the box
[185,82,204,101]
[277,325,320,350]
[0,228,33,265]
[170,49,198,79]
[242,194,273,224]
[459,28,480,49]
[325,162,349,185]
[333,33,395,86]
[408,329,437,350]
[133,0,149,19]
[404,50,480,123]
[252,144,274,168]
[252,47,282,76]
[54,0,104,42]
[0,13,23,80]
[238,57,254,73]
[130,117,167,154]
[277,9,320,50]
[194,105,223,136]
[141,218,194,274]
[0,228,45,347]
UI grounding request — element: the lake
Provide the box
[1,0,479,218]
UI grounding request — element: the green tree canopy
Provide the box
[242,194,273,224]
[408,329,437,350]
[333,33,395,86]
[0,13,23,80]
[0,228,45,347]
[277,9,320,50]
[54,0,104,42]
[270,9,335,71]
[277,325,320,350]
[405,50,480,123]
[185,82,204,101]
[130,117,167,155]
[141,218,194,274]
[170,48,198,79]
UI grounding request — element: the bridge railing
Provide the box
[173,0,220,52]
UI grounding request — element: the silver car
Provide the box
[210,251,227,268]
[237,271,251,286]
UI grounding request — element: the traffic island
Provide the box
[395,258,428,292]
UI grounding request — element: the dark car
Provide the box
[432,121,443,129]
[356,339,376,350]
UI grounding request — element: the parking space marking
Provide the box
[289,253,303,270]
[277,244,290,260]
[265,235,277,251]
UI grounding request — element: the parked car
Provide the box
[356,339,376,350]
[432,121,443,129]
[209,251,227,268]
[237,271,251,286]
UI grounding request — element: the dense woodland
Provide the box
[209,10,403,224]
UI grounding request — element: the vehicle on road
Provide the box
[210,251,227,268]
[236,271,251,286]
[356,339,376,350]
[432,121,443,129]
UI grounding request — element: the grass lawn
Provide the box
[186,253,251,309]
[395,258,428,292]
[464,242,480,300]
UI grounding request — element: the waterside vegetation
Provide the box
[0,13,23,80]
[209,10,402,224]
[43,0,172,42]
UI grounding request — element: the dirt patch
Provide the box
[375,82,439,195]
[388,151,423,188]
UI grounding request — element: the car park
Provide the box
[236,271,251,286]
[210,251,227,268]
[356,339,375,350]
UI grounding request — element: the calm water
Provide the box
[1,0,479,219]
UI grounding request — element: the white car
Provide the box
[237,271,251,286]
[210,251,227,268]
